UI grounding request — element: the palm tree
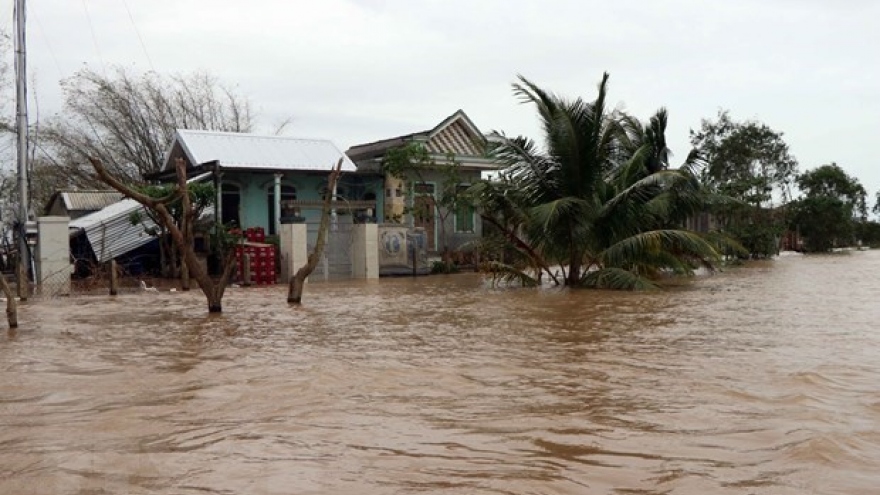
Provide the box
[473,73,726,289]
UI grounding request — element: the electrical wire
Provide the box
[120,0,156,72]
[80,0,107,75]
[31,5,64,79]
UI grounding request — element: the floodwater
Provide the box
[2,252,880,494]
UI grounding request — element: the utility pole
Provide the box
[14,0,30,299]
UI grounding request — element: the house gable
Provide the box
[425,117,486,158]
[347,110,496,170]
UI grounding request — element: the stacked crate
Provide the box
[234,240,277,285]
[245,227,266,243]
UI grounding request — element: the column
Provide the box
[351,223,379,279]
[279,222,308,283]
[36,216,71,297]
[215,171,223,228]
[274,173,282,236]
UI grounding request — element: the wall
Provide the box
[221,171,385,234]
[222,172,327,233]
[395,168,484,252]
[36,216,72,297]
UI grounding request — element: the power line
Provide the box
[31,7,64,79]
[120,0,156,72]
[80,0,107,75]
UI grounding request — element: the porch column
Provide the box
[331,180,338,232]
[274,173,282,236]
[215,171,223,228]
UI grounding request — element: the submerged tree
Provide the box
[129,182,215,284]
[790,163,867,252]
[473,73,727,289]
[690,110,799,258]
[91,157,237,313]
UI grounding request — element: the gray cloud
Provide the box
[5,0,879,197]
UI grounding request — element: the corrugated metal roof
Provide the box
[169,130,357,173]
[69,199,158,263]
[62,190,123,212]
[69,173,212,262]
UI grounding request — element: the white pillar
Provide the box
[279,223,308,283]
[330,180,338,232]
[273,173,282,236]
[351,223,379,279]
[36,216,71,297]
[215,172,223,226]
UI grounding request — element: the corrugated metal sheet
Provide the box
[62,191,123,212]
[170,130,357,173]
[69,199,158,263]
[69,173,212,262]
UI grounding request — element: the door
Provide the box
[413,183,436,251]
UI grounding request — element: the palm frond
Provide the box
[601,229,721,269]
[581,267,658,290]
[484,261,540,288]
[530,196,590,231]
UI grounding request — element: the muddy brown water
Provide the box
[2,251,879,494]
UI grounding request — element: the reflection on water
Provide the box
[2,251,880,494]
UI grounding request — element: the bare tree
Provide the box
[91,157,237,313]
[43,67,253,186]
[288,159,343,304]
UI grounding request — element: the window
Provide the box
[414,182,435,195]
[221,183,240,227]
[454,184,475,233]
[267,185,297,235]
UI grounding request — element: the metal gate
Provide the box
[309,220,354,281]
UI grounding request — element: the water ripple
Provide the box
[1,251,879,494]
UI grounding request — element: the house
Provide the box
[69,130,374,270]
[346,110,502,254]
[45,190,123,219]
[151,129,381,247]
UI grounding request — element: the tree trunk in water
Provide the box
[180,200,196,291]
[288,276,305,305]
[206,287,222,312]
[17,260,27,301]
[0,273,17,328]
[180,262,190,291]
[109,260,119,296]
[158,232,169,277]
[170,240,180,278]
[567,262,580,286]
[479,214,560,286]
[288,158,343,304]
[90,157,235,313]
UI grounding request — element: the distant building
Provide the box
[44,190,123,219]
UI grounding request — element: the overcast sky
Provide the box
[3,0,880,198]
